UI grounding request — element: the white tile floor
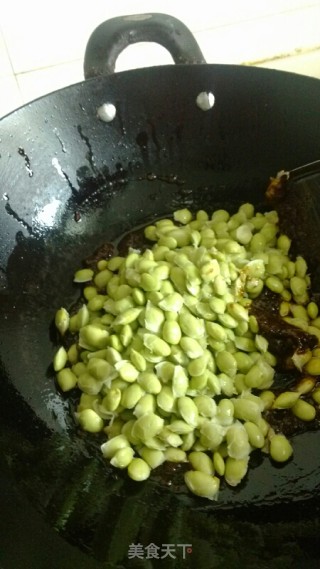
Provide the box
[1,0,320,118]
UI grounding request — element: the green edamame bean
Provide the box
[67,343,78,365]
[187,354,208,377]
[218,313,238,329]
[115,361,139,382]
[132,413,164,442]
[295,256,308,278]
[76,304,90,326]
[56,368,78,392]
[173,208,193,224]
[206,321,228,342]
[53,346,68,372]
[121,384,144,409]
[189,373,208,392]
[113,284,133,301]
[244,422,265,448]
[250,232,266,253]
[158,426,182,447]
[139,447,165,469]
[184,470,220,500]
[143,333,171,356]
[162,320,182,345]
[113,307,142,326]
[137,372,162,394]
[79,325,109,350]
[216,351,237,377]
[94,269,113,290]
[304,357,320,376]
[180,431,196,451]
[226,423,250,460]
[269,434,293,462]
[232,398,262,423]
[213,451,225,476]
[77,393,98,412]
[312,387,320,404]
[233,352,253,373]
[277,234,291,253]
[227,302,249,322]
[72,362,87,377]
[180,337,204,359]
[55,307,70,335]
[265,276,284,294]
[259,390,275,410]
[158,292,184,312]
[212,209,230,223]
[200,260,220,282]
[83,286,98,301]
[110,447,134,469]
[245,359,274,390]
[168,420,194,435]
[158,236,178,249]
[73,268,94,283]
[213,274,228,296]
[102,388,122,412]
[87,358,115,381]
[108,334,124,352]
[120,324,133,348]
[307,301,319,320]
[171,365,188,397]
[188,451,214,475]
[209,297,226,315]
[127,458,151,481]
[200,421,224,450]
[144,302,165,333]
[291,399,316,421]
[224,457,249,486]
[164,448,187,463]
[295,377,315,394]
[194,395,217,418]
[272,391,300,409]
[290,276,307,297]
[217,399,234,426]
[179,311,205,339]
[113,296,135,315]
[144,225,157,241]
[77,409,104,433]
[132,287,146,305]
[133,394,156,418]
[155,361,175,382]
[177,396,199,427]
[311,317,320,330]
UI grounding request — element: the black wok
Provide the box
[1,13,320,569]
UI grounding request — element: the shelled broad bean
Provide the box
[53,204,320,501]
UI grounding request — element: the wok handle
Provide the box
[83,13,206,78]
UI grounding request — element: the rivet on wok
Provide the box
[97,103,116,123]
[196,91,215,111]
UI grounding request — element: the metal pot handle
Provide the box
[83,13,206,79]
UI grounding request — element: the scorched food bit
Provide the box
[250,292,318,371]
[265,170,289,201]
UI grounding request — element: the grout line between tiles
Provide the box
[0,23,16,77]
[14,58,83,77]
[11,37,320,79]
[243,43,320,66]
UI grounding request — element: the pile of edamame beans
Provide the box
[53,204,320,500]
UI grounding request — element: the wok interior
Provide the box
[1,64,320,566]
